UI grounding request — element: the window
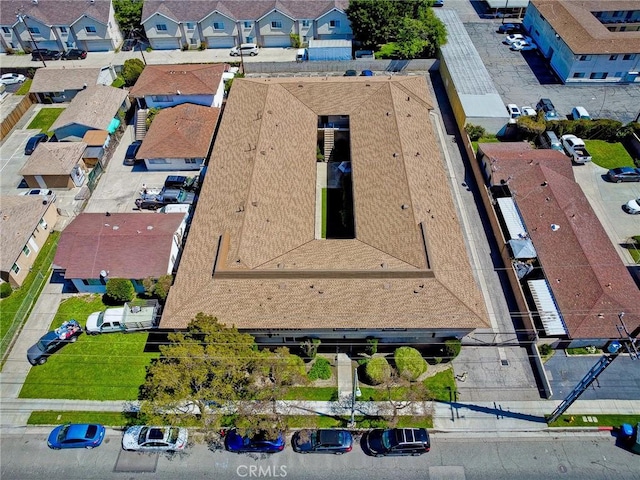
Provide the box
[271,21,282,29]
[85,25,97,33]
[156,24,167,31]
[609,55,618,61]
[614,72,623,77]
[28,27,40,35]
[11,264,20,274]
[613,11,622,17]
[189,37,197,45]
[185,159,197,164]
[39,218,48,230]
[589,72,608,79]
[243,21,252,29]
[572,72,586,78]
[578,55,591,61]
[186,22,195,31]
[149,159,170,164]
[213,22,224,30]
[623,54,636,61]
[22,245,31,257]
[302,20,310,27]
[330,20,341,28]
[83,279,104,286]
[59,26,67,33]
[2,27,11,34]
[152,95,172,102]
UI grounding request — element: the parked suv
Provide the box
[366,428,430,457]
[164,175,199,191]
[31,49,62,61]
[135,188,196,210]
[230,43,259,56]
[536,98,559,120]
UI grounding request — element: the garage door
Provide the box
[262,35,291,48]
[84,40,113,52]
[206,36,235,49]
[151,38,180,50]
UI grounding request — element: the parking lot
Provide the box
[465,21,640,124]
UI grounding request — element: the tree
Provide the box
[121,58,145,87]
[365,356,391,385]
[395,8,447,59]
[113,0,144,36]
[154,274,173,301]
[140,314,261,438]
[444,338,462,361]
[394,347,427,382]
[105,278,135,303]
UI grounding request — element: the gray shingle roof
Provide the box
[19,142,86,175]
[50,85,128,132]
[0,0,111,27]
[30,67,103,94]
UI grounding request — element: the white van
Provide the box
[295,48,308,62]
[571,106,591,120]
[230,43,259,56]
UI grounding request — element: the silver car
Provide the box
[122,426,188,452]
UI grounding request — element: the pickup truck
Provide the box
[560,134,592,164]
[85,301,160,334]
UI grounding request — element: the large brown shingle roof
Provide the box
[53,213,185,279]
[532,0,640,55]
[51,85,128,132]
[19,142,86,176]
[30,67,103,94]
[479,143,640,339]
[136,103,219,159]
[162,77,489,331]
[129,64,229,98]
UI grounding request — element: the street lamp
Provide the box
[16,12,46,67]
[348,368,362,428]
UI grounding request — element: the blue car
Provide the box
[25,133,48,155]
[224,429,285,454]
[48,423,106,449]
[360,70,373,76]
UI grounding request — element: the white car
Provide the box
[506,104,521,120]
[229,43,259,56]
[1,73,26,85]
[122,426,188,452]
[503,34,531,45]
[20,189,56,203]
[521,106,537,117]
[623,198,640,215]
[510,40,537,51]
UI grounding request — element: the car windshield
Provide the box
[58,424,70,441]
[381,430,393,449]
[167,428,179,444]
[96,311,105,327]
[138,427,149,443]
[85,425,97,438]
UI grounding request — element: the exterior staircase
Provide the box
[135,109,148,141]
[323,128,335,162]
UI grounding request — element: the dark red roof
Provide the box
[479,143,640,339]
[54,213,185,279]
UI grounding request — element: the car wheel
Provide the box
[70,336,78,343]
[616,179,622,183]
[250,52,257,56]
[335,451,343,455]
[85,445,94,449]
[37,357,47,365]
[50,446,60,450]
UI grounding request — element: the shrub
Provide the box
[516,115,546,138]
[443,339,462,360]
[365,357,391,385]
[105,278,135,303]
[142,277,155,297]
[308,357,332,380]
[275,350,306,385]
[289,33,301,48]
[181,43,189,51]
[121,58,145,86]
[365,338,378,356]
[0,282,13,298]
[154,274,173,301]
[394,347,427,382]
[300,338,321,360]
[539,344,552,356]
[199,41,207,51]
[465,124,486,141]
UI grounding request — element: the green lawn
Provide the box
[548,414,640,428]
[583,140,635,169]
[1,232,59,364]
[26,108,64,136]
[282,387,337,401]
[627,236,640,264]
[19,295,158,400]
[471,135,501,153]
[16,79,32,95]
[359,368,456,402]
[28,410,139,427]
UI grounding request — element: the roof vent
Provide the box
[112,225,119,230]
[147,225,153,230]
[550,223,560,231]
[401,204,409,210]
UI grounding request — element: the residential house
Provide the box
[474,142,640,344]
[161,76,490,346]
[19,142,87,189]
[140,0,350,50]
[523,0,640,83]
[50,84,129,141]
[128,63,229,109]
[135,103,219,171]
[53,212,188,294]
[0,195,59,287]
[0,0,123,54]
[29,66,117,103]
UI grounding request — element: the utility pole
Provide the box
[548,313,638,424]
[502,0,510,25]
[236,26,245,74]
[348,368,361,428]
[16,12,46,68]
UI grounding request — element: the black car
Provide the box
[62,49,87,60]
[121,38,138,51]
[123,140,142,165]
[25,133,49,155]
[135,188,196,210]
[31,49,62,61]
[536,98,559,120]
[164,175,200,191]
[607,167,640,183]
[497,23,522,34]
[292,429,353,454]
[27,320,82,365]
[344,70,357,77]
[365,428,430,457]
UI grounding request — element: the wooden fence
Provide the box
[0,94,35,140]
